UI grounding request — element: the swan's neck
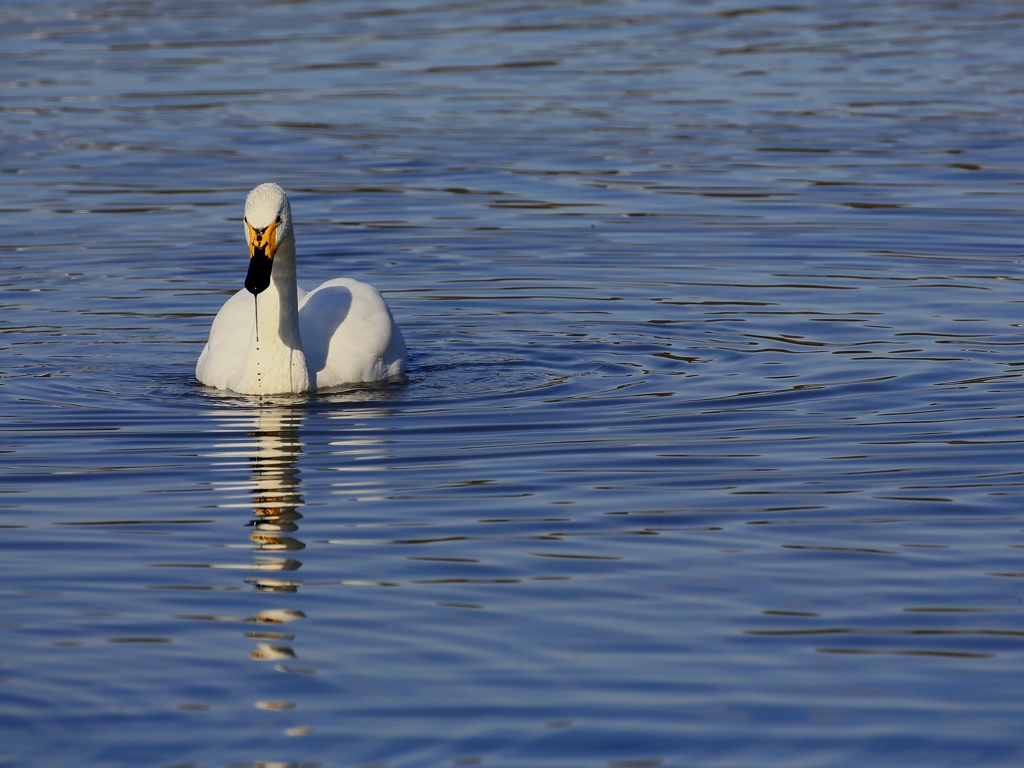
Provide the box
[241,238,310,394]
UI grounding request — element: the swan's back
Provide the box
[299,277,406,388]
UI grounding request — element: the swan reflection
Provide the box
[203,402,396,655]
[323,406,398,502]
[202,404,309,670]
[185,397,399,740]
[243,406,306,591]
[241,408,309,678]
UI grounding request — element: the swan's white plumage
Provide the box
[196,183,406,394]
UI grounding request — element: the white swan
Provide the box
[196,183,406,394]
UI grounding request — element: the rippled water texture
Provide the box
[3,1,1024,766]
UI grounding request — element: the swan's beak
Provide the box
[245,219,278,295]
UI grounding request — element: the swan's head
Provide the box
[243,183,293,295]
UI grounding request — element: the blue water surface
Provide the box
[3,1,1024,766]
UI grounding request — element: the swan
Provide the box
[196,183,406,394]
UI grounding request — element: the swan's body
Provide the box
[196,183,405,394]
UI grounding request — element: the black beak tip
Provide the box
[245,253,273,295]
[244,276,268,295]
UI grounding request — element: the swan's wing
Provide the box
[298,277,406,387]
[196,288,254,390]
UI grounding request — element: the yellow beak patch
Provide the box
[246,219,279,260]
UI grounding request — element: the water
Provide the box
[3,1,1024,765]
